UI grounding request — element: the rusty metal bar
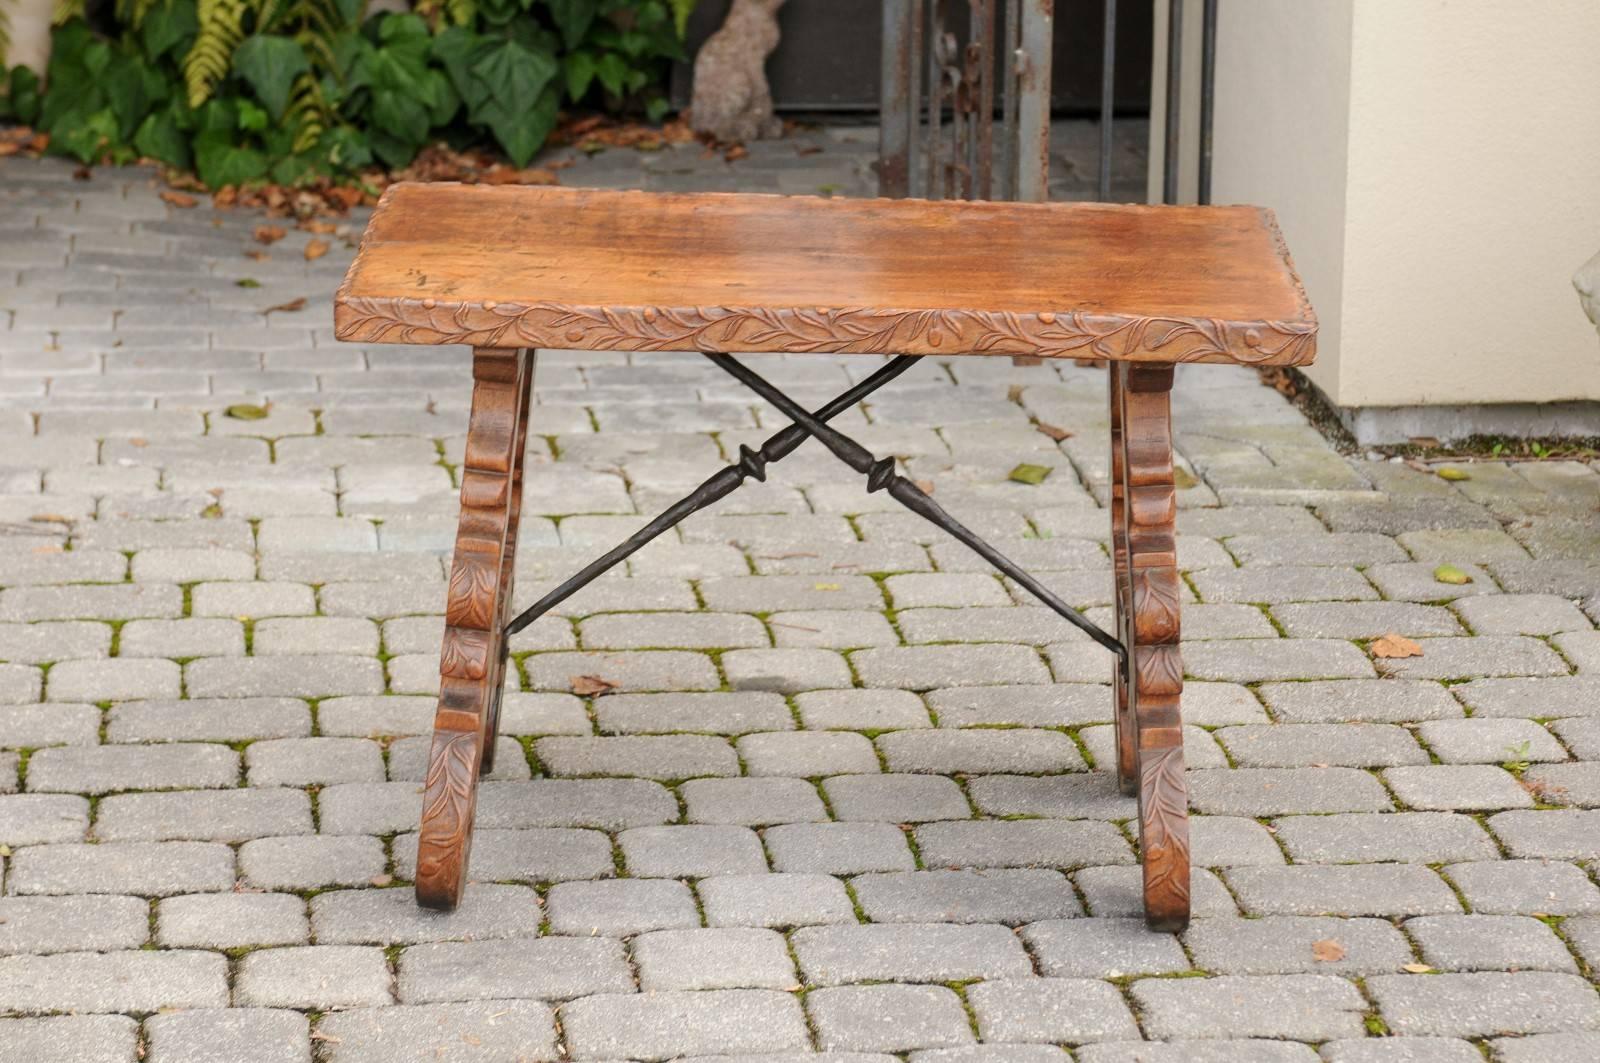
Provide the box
[879,0,916,198]
[1000,0,1021,198]
[1015,0,1052,202]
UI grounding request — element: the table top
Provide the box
[334,183,1317,365]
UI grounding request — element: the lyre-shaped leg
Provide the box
[416,347,534,910]
[1111,362,1190,931]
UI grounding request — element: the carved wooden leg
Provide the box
[1108,365,1137,796]
[1114,362,1190,932]
[416,347,534,911]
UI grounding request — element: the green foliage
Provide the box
[8,0,692,186]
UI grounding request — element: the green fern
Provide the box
[51,0,86,25]
[668,0,693,37]
[184,0,255,107]
[264,0,344,72]
[284,70,329,152]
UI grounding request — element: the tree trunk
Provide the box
[689,0,787,143]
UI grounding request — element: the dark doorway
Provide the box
[670,1,1153,115]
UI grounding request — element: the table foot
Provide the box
[1111,362,1191,931]
[416,347,533,911]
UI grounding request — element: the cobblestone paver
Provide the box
[4,122,1600,1060]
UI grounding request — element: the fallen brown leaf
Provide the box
[1036,422,1073,442]
[304,239,330,261]
[298,219,339,234]
[571,674,619,697]
[1402,963,1434,974]
[1370,633,1424,659]
[159,191,198,209]
[72,165,92,181]
[0,142,19,157]
[1311,939,1346,963]
[243,250,270,261]
[913,479,935,494]
[263,297,307,314]
[724,144,748,162]
[253,225,286,245]
[1007,384,1026,402]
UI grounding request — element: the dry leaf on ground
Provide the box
[159,191,198,208]
[1402,963,1434,974]
[1311,939,1346,962]
[253,225,287,245]
[304,239,330,261]
[1370,633,1424,659]
[1036,422,1073,442]
[571,675,619,697]
[263,298,307,314]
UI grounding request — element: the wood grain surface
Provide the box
[335,184,1316,365]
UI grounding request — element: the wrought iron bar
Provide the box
[1098,0,1118,201]
[1162,0,1182,204]
[705,353,1128,661]
[504,355,925,637]
[1198,0,1218,205]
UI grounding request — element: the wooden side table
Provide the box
[335,184,1317,931]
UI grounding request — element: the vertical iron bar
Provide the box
[1001,0,1021,198]
[1098,0,1117,202]
[1015,0,1052,202]
[971,0,995,200]
[1162,0,1182,204]
[1198,0,1217,205]
[908,0,924,198]
[926,1,944,198]
[879,0,915,198]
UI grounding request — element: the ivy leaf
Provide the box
[545,0,598,50]
[143,0,199,61]
[478,37,558,111]
[236,99,270,132]
[51,107,118,163]
[594,50,630,98]
[194,133,268,189]
[103,54,157,142]
[7,68,42,126]
[134,106,192,170]
[478,85,558,167]
[234,35,310,121]
[563,49,597,101]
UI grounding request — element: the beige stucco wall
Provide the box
[1,0,53,74]
[1152,0,1600,411]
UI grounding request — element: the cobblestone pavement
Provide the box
[3,122,1600,1062]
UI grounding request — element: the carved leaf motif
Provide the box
[440,627,493,680]
[446,553,501,630]
[1139,745,1191,912]
[416,730,479,880]
[1136,645,1184,697]
[335,297,1317,366]
[1132,568,1182,645]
